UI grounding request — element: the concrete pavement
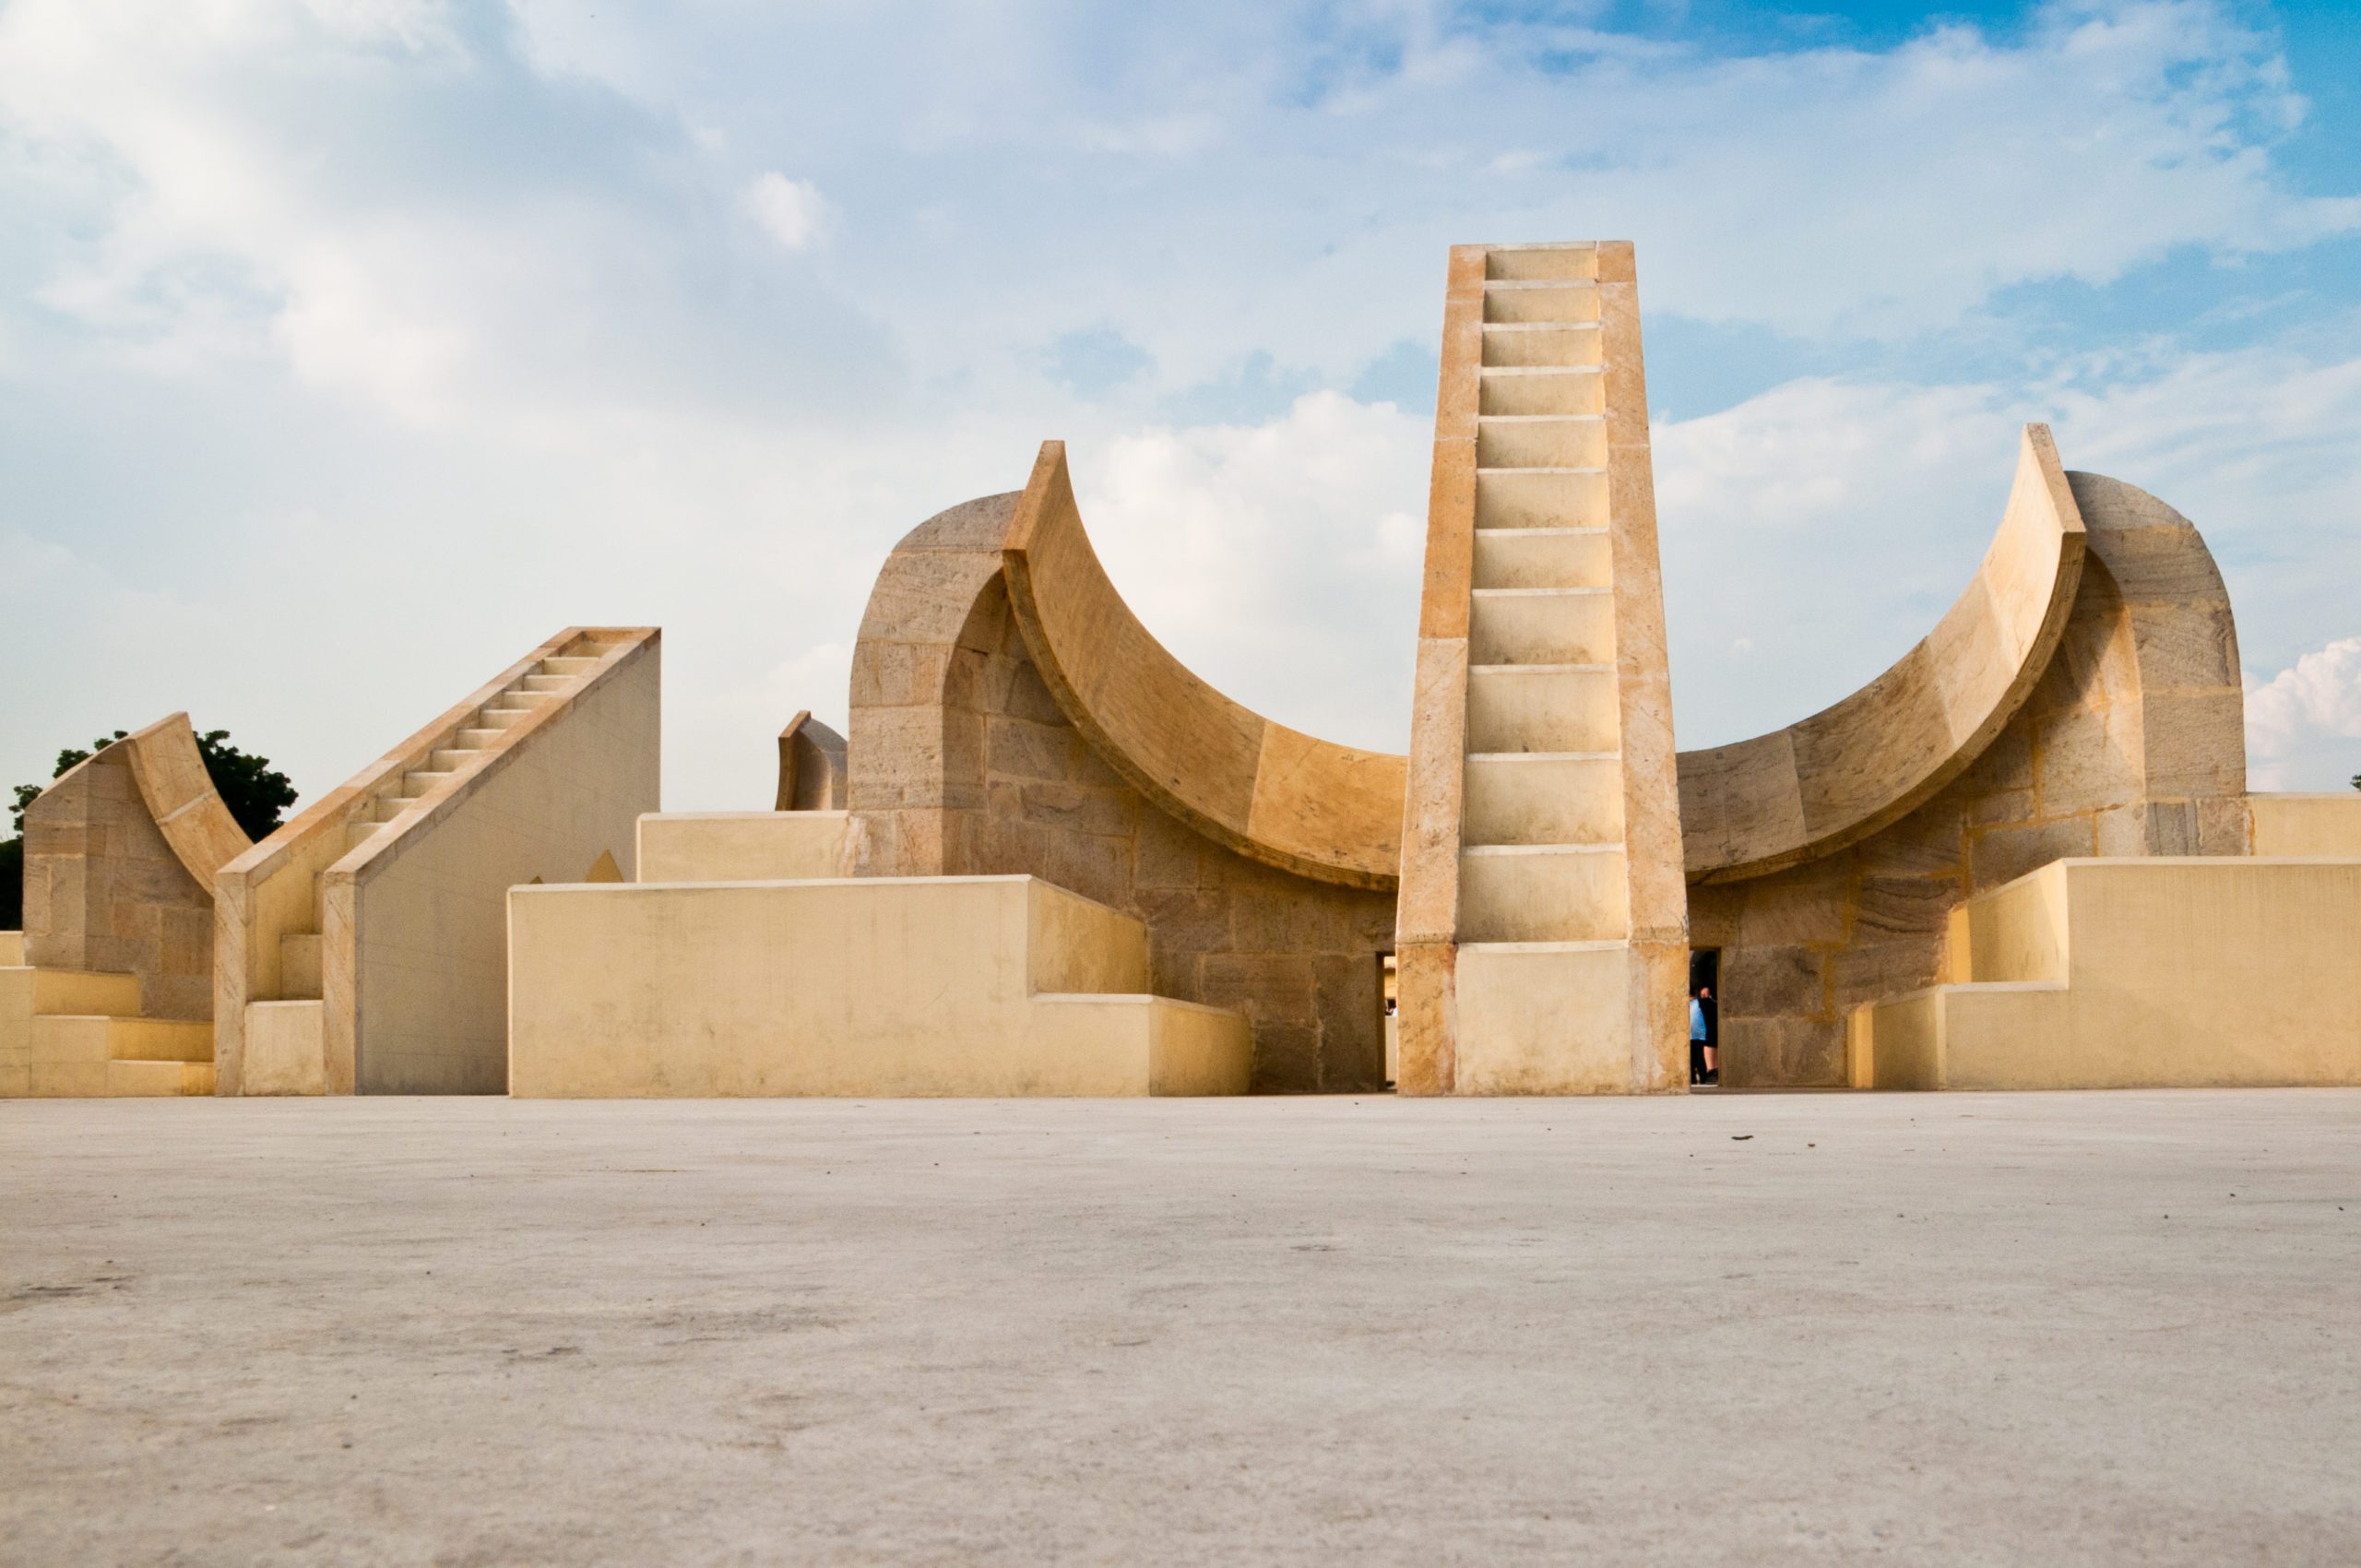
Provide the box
[3,1091,2356,1564]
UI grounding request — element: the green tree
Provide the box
[2,727,296,930]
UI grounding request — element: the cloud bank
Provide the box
[2,0,2355,808]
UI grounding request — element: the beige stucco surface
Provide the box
[507,875,1250,1097]
[637,813,848,883]
[1852,858,2361,1089]
[2248,792,2361,855]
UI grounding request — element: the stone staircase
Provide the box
[220,635,641,1094]
[1396,242,1689,1094]
[1,932,215,1097]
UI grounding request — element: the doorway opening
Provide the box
[1689,948,1721,1089]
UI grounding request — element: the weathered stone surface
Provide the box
[1971,816,2098,889]
[1852,873,1956,942]
[1722,944,1826,1020]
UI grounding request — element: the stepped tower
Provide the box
[1394,242,1690,1094]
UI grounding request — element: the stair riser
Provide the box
[1458,850,1631,944]
[1473,529,1611,590]
[1464,757,1626,847]
[1477,419,1607,470]
[1485,247,1599,283]
[1480,326,1602,369]
[30,1016,213,1065]
[28,968,144,1017]
[1475,469,1608,529]
[1469,592,1615,666]
[1478,371,1604,418]
[1465,669,1619,754]
[1482,285,1600,326]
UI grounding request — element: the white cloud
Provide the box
[2246,638,2361,791]
[741,172,827,253]
[1079,390,1429,753]
[1,0,2355,815]
[1654,343,2361,754]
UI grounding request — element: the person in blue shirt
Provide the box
[1689,985,1719,1087]
[1690,991,1707,1085]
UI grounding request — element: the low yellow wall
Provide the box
[2249,793,2361,856]
[1857,858,2361,1089]
[507,874,1250,1097]
[635,813,848,883]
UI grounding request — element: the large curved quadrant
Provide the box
[998,442,1407,891]
[1675,423,2088,884]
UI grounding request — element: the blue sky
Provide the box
[3,0,2357,809]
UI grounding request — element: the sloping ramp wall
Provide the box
[215,629,658,1094]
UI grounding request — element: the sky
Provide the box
[3,0,2357,813]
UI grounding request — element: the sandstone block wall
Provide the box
[1688,471,2248,1086]
[848,497,1394,1093]
[22,746,214,1020]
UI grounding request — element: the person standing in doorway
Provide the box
[1699,984,1719,1086]
[1690,990,1709,1086]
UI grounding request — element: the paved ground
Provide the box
[2,1091,2356,1566]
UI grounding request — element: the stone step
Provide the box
[25,1016,215,1097]
[106,1059,217,1097]
[1483,244,1599,283]
[1464,664,1619,754]
[1463,754,1627,848]
[1457,845,1631,944]
[1481,280,1600,326]
[1469,587,1616,665]
[243,999,326,1095]
[1473,528,1610,590]
[23,966,144,1017]
[1477,366,1604,417]
[1474,468,1607,529]
[1478,322,1601,369]
[0,931,21,967]
[1476,415,1606,470]
[280,932,324,1000]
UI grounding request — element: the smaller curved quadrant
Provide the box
[1677,423,2088,884]
[775,710,848,811]
[999,442,1406,891]
[120,713,255,892]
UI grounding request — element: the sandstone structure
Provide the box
[8,238,2358,1099]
